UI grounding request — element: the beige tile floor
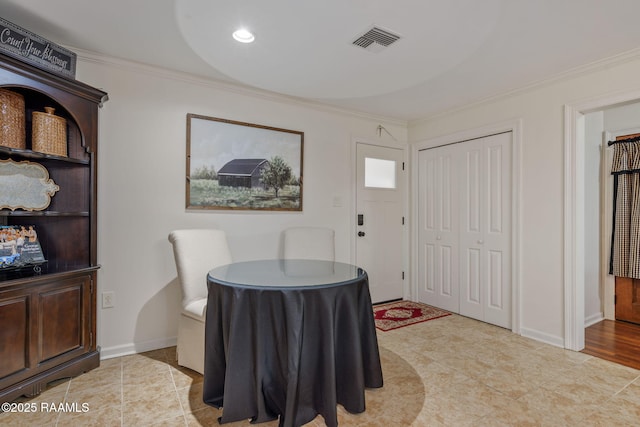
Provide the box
[2,313,640,426]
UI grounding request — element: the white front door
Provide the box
[356,143,405,303]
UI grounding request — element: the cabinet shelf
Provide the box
[0,146,89,165]
[0,265,98,287]
[0,211,89,217]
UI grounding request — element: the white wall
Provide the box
[74,54,407,357]
[604,101,640,132]
[409,55,640,346]
[584,111,603,325]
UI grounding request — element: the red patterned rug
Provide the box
[373,300,451,331]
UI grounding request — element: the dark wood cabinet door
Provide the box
[615,276,640,324]
[0,293,29,379]
[39,277,88,363]
[0,272,95,398]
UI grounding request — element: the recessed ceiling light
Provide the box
[232,28,255,43]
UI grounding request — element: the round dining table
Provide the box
[202,259,383,427]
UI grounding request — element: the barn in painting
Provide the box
[217,158,269,188]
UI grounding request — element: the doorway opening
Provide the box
[565,91,640,351]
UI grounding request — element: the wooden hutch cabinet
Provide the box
[0,53,107,403]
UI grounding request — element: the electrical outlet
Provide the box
[102,291,115,309]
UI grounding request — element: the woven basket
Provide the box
[0,88,25,149]
[32,107,67,156]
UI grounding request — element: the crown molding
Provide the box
[70,47,408,128]
[409,46,640,127]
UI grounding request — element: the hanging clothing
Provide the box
[610,136,640,279]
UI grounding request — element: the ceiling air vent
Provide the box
[352,26,401,53]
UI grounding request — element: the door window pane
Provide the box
[365,157,396,189]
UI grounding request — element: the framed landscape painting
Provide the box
[186,114,304,211]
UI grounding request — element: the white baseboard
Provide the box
[99,336,177,360]
[520,327,565,348]
[584,312,604,328]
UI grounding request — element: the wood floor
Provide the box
[582,319,640,370]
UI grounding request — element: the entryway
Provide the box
[355,142,405,303]
[566,90,640,351]
[587,121,639,370]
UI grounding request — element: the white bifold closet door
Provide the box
[417,142,461,313]
[418,132,512,329]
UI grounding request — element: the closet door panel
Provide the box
[437,153,460,311]
[465,148,482,233]
[460,145,484,319]
[488,250,504,309]
[418,152,438,305]
[465,247,481,304]
[440,246,451,296]
[418,146,459,311]
[483,133,512,328]
[423,243,436,294]
[488,144,504,234]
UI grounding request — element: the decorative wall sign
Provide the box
[0,159,59,211]
[0,17,76,78]
[186,114,304,211]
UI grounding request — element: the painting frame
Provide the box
[186,114,304,211]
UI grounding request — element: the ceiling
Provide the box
[3,0,640,121]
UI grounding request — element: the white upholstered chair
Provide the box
[168,229,232,374]
[283,226,335,261]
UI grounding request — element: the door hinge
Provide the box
[614,295,617,305]
[402,216,405,225]
[89,332,93,347]
[402,162,405,171]
[402,271,405,280]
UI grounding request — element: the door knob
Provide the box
[358,231,365,237]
